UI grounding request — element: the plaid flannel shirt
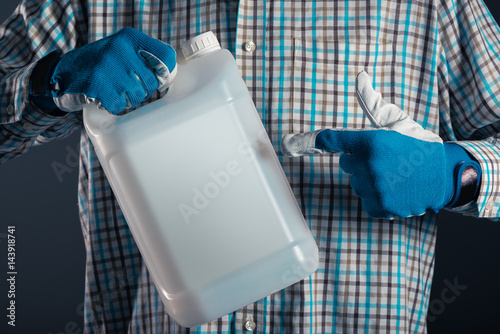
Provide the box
[1,0,500,332]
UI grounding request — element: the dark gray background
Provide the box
[0,1,500,333]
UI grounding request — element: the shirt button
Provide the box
[244,319,256,331]
[486,199,495,211]
[7,104,14,114]
[244,41,256,53]
[23,122,34,131]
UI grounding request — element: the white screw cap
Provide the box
[180,31,221,62]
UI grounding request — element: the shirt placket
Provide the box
[235,0,269,126]
[233,0,271,333]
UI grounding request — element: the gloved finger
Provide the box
[133,58,160,98]
[117,28,177,91]
[360,196,396,220]
[122,74,149,110]
[99,89,128,114]
[355,70,405,129]
[356,71,441,143]
[281,128,374,157]
[348,175,371,199]
[53,93,87,112]
[281,130,327,157]
[341,156,376,201]
[140,49,177,91]
[314,128,376,154]
[54,91,125,114]
[346,174,389,218]
[339,153,363,175]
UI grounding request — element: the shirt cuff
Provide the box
[454,140,500,219]
[2,100,71,139]
[0,61,39,124]
[1,51,65,124]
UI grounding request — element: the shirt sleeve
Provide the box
[437,0,500,218]
[0,0,87,164]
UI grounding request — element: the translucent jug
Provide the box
[83,31,319,327]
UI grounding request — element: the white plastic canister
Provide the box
[83,31,319,327]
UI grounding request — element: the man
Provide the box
[1,0,498,332]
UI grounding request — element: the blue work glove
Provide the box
[281,71,481,219]
[30,27,177,115]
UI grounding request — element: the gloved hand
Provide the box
[281,71,481,219]
[30,27,177,115]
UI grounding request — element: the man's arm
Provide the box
[0,0,87,164]
[437,0,500,218]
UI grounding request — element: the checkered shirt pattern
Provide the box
[1,0,500,333]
